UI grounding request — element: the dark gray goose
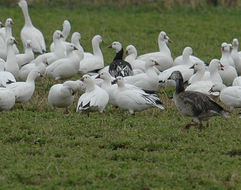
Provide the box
[168,70,229,130]
[107,41,133,78]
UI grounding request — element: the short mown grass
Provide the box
[1,3,241,189]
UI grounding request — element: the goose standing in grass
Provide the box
[76,74,109,116]
[32,30,64,65]
[124,44,146,72]
[137,31,173,71]
[124,58,160,92]
[18,0,46,54]
[0,87,15,112]
[231,38,241,76]
[0,59,16,87]
[4,37,19,79]
[6,69,43,109]
[50,20,71,52]
[168,71,229,130]
[108,41,133,77]
[210,82,241,111]
[45,43,80,80]
[218,42,237,85]
[19,56,48,81]
[15,39,34,67]
[79,35,104,74]
[48,80,85,114]
[113,76,164,115]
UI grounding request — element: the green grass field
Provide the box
[1,3,241,189]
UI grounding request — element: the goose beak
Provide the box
[80,78,84,81]
[95,74,100,79]
[10,21,14,25]
[60,34,64,38]
[14,39,18,44]
[0,24,5,27]
[220,63,224,70]
[125,50,128,55]
[168,39,173,43]
[107,44,112,48]
[74,46,78,50]
[155,61,160,66]
[208,88,213,93]
[189,64,195,69]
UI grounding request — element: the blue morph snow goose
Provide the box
[76,74,109,116]
[108,41,133,78]
[113,76,164,115]
[48,80,85,114]
[168,71,229,130]
[18,0,46,54]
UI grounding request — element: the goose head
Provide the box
[18,0,27,9]
[7,37,18,46]
[92,35,104,44]
[5,18,14,27]
[71,32,82,43]
[96,71,112,81]
[107,41,122,53]
[159,31,173,43]
[125,45,136,55]
[232,38,239,47]
[53,30,64,41]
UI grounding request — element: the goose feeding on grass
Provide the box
[137,31,173,71]
[4,37,19,78]
[124,58,160,92]
[218,42,237,86]
[50,20,71,52]
[113,76,164,115]
[79,35,104,74]
[19,56,48,81]
[124,44,146,72]
[0,59,16,87]
[32,30,65,65]
[45,43,80,80]
[210,82,241,111]
[18,0,46,54]
[6,69,43,109]
[108,41,133,77]
[76,74,109,116]
[15,39,34,67]
[168,71,229,130]
[0,87,15,112]
[48,80,85,114]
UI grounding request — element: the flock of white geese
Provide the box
[1,0,241,129]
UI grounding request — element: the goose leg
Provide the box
[184,122,198,129]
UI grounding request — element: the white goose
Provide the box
[0,59,16,87]
[188,61,207,85]
[4,37,19,79]
[6,69,43,109]
[32,30,65,65]
[70,32,84,61]
[185,59,223,96]
[113,76,164,115]
[48,80,85,114]
[15,39,34,67]
[0,87,15,112]
[18,0,46,54]
[210,82,241,110]
[137,31,173,71]
[232,76,241,86]
[45,43,80,80]
[79,35,104,74]
[0,21,5,41]
[218,42,237,86]
[124,58,160,92]
[4,18,19,55]
[50,20,71,52]
[124,44,146,72]
[76,74,109,116]
[158,47,195,87]
[19,56,48,81]
[231,38,241,76]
